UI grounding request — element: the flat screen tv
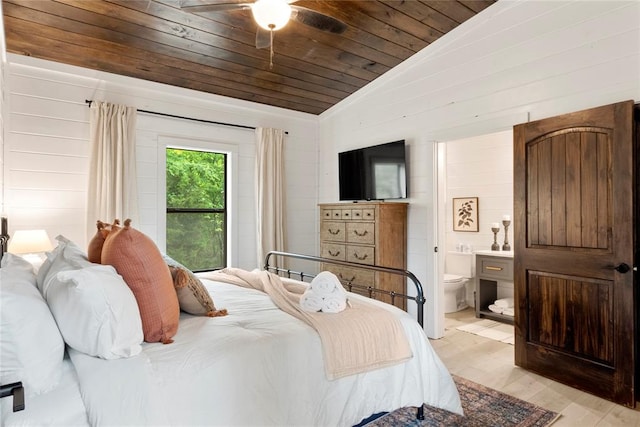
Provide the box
[339,140,407,201]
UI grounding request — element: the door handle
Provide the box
[609,263,631,273]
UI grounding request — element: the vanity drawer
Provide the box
[478,256,513,280]
[346,245,375,265]
[320,221,346,242]
[346,222,375,245]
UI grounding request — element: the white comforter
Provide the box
[1,356,88,427]
[68,277,462,426]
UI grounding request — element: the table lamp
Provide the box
[8,229,54,270]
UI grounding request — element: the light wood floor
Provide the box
[430,308,640,426]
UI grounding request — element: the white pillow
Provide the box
[40,235,93,299]
[0,259,65,396]
[36,244,61,294]
[1,252,36,285]
[45,264,144,359]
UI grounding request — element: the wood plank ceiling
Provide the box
[2,0,496,115]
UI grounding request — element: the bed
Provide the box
[0,229,462,426]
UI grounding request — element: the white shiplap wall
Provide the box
[318,0,640,337]
[3,55,319,270]
[0,2,5,215]
[0,57,5,214]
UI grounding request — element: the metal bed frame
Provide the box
[263,250,428,421]
[0,225,8,264]
[0,219,24,413]
[263,250,426,326]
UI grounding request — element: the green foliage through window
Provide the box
[166,148,227,271]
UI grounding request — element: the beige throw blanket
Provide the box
[200,268,412,380]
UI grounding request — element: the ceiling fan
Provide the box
[181,0,347,67]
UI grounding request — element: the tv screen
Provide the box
[339,140,407,201]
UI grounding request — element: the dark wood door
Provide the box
[513,100,636,406]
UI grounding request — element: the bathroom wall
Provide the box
[445,130,514,306]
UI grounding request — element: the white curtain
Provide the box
[255,127,286,267]
[87,101,138,241]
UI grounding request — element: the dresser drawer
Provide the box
[346,222,375,245]
[346,245,375,265]
[341,209,354,220]
[322,264,375,299]
[322,264,375,287]
[320,221,346,242]
[320,208,347,220]
[329,209,349,220]
[477,256,513,280]
[321,243,346,261]
[351,208,375,221]
[321,208,333,220]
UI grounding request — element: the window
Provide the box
[165,148,227,271]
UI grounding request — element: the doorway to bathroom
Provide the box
[435,130,515,337]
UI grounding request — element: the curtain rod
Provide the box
[85,100,288,134]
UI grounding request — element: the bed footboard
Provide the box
[263,251,426,328]
[264,251,429,423]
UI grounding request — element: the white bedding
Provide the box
[1,355,89,427]
[66,276,462,426]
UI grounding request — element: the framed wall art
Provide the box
[453,197,478,232]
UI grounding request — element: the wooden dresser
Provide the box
[319,202,408,310]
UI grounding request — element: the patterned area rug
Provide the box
[364,375,560,426]
[456,319,515,345]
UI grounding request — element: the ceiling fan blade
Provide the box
[290,6,347,34]
[180,2,253,13]
[255,28,271,49]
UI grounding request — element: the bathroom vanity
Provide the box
[475,250,514,324]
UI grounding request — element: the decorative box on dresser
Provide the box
[319,202,408,310]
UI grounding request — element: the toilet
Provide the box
[444,252,473,313]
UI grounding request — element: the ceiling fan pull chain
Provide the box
[269,28,274,69]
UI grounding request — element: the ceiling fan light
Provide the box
[251,0,291,31]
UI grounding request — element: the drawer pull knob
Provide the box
[328,250,341,257]
[328,229,341,235]
[485,266,503,271]
[353,253,368,261]
[353,230,368,237]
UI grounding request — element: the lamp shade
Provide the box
[251,0,291,31]
[8,230,54,254]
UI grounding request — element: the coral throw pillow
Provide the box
[101,219,179,344]
[87,220,116,264]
